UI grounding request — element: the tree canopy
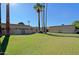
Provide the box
[18,22,25,25]
[72,21,79,29]
[34,3,45,12]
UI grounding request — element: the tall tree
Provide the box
[34,3,43,33]
[0,3,2,36]
[6,3,10,36]
[45,3,48,34]
[42,3,45,33]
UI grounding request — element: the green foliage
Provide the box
[34,3,44,12]
[18,22,25,25]
[72,21,79,29]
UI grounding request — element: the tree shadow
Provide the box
[0,35,2,38]
[0,35,10,55]
[0,31,2,38]
[0,36,2,38]
[46,33,79,38]
[0,35,3,38]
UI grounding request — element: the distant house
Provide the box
[48,25,77,34]
[1,24,79,34]
[1,23,35,35]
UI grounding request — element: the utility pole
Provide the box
[0,3,1,53]
[6,3,10,36]
[0,3,2,36]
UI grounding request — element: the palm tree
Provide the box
[42,3,45,33]
[34,3,43,33]
[45,3,48,34]
[6,3,10,36]
[0,3,2,36]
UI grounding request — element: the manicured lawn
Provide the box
[0,33,79,55]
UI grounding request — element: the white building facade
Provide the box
[48,25,76,33]
[1,23,35,35]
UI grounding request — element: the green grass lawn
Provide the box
[0,33,79,55]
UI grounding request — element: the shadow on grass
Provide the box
[46,33,79,38]
[0,36,2,38]
[0,35,10,55]
[0,35,3,38]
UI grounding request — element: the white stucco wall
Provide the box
[48,25,75,33]
[1,23,34,35]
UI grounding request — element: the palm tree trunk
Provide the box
[6,3,10,36]
[0,3,2,36]
[42,4,45,33]
[45,3,47,34]
[38,12,40,33]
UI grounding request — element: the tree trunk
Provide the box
[38,12,40,33]
[6,3,10,36]
[45,3,47,34]
[0,3,2,36]
[42,5,45,33]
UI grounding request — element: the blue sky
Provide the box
[1,3,79,27]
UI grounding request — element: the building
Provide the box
[48,25,76,33]
[1,24,79,35]
[1,23,35,35]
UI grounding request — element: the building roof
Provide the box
[49,25,74,28]
[1,23,32,27]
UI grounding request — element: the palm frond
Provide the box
[34,3,44,12]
